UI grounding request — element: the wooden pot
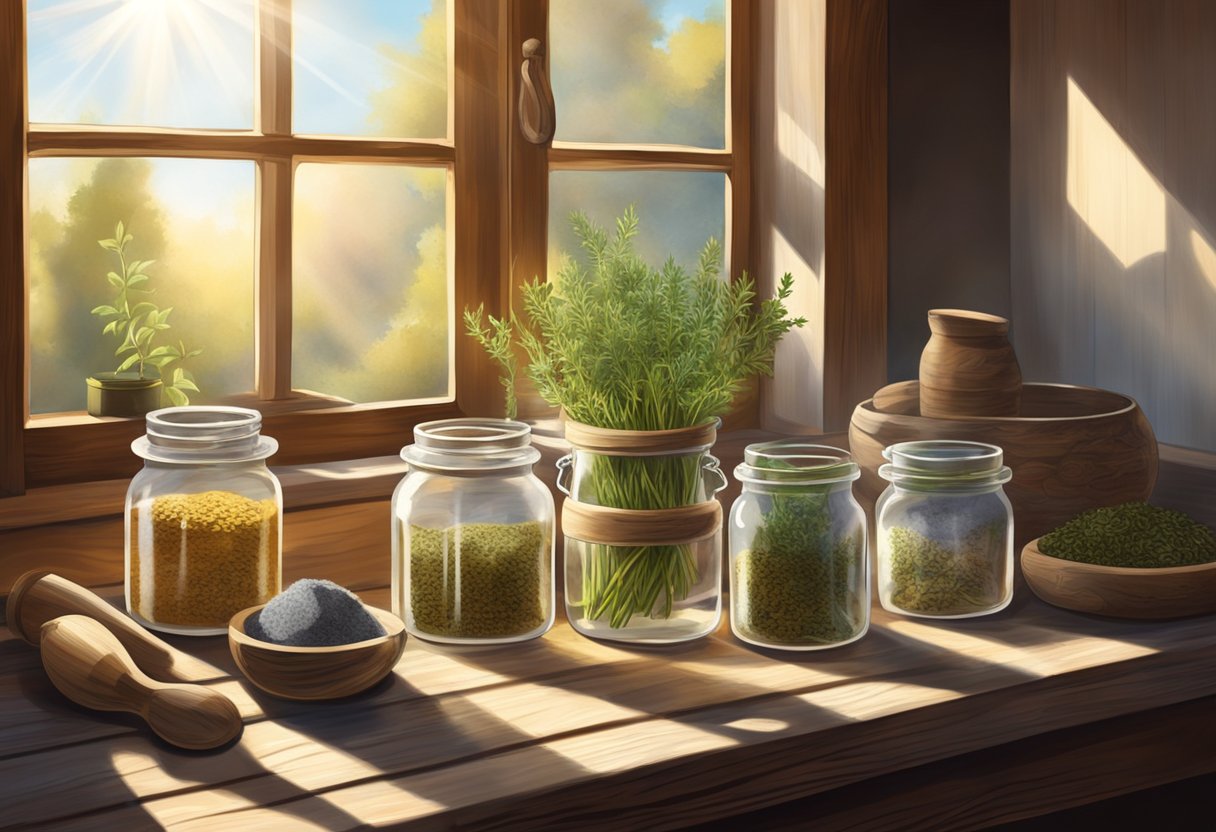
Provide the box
[849,381,1158,548]
[919,309,1022,418]
[1021,538,1216,619]
[86,372,161,418]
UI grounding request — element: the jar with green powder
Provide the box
[392,418,555,644]
[876,440,1013,619]
[729,442,868,650]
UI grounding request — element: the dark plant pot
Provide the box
[86,373,162,418]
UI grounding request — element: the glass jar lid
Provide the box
[402,418,541,474]
[131,406,278,463]
[879,440,1011,487]
[734,441,860,486]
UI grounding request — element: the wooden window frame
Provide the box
[1,0,881,499]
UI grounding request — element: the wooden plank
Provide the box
[1161,0,1216,451]
[27,129,455,165]
[822,0,887,432]
[753,1,827,434]
[22,400,461,487]
[117,631,1216,831]
[547,144,732,172]
[706,696,1216,831]
[0,1,26,497]
[453,0,509,419]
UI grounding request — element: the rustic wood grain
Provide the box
[38,615,243,751]
[753,0,828,434]
[719,696,1216,831]
[547,144,731,172]
[453,0,509,420]
[1021,537,1216,619]
[1011,0,1216,453]
[23,400,461,487]
[822,0,887,432]
[228,605,406,701]
[850,382,1159,546]
[27,129,456,165]
[918,309,1022,418]
[0,1,26,497]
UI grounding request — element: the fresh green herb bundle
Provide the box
[466,207,804,628]
[734,488,864,646]
[1039,502,1216,568]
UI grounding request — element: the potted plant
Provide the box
[87,222,202,417]
[466,207,805,643]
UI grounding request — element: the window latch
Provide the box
[519,38,555,144]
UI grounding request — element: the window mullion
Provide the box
[256,0,293,400]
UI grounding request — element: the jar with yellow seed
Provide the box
[125,406,282,635]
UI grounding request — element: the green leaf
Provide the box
[115,221,125,241]
[147,356,176,369]
[98,239,119,252]
[178,368,195,382]
[116,352,141,372]
[126,274,149,287]
[158,307,174,322]
[136,326,155,345]
[131,302,157,317]
[146,345,173,358]
[106,272,124,288]
[174,377,200,393]
[122,234,133,245]
[116,341,135,356]
[165,387,188,407]
[90,304,118,316]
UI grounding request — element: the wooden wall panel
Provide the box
[754,0,827,434]
[823,0,887,432]
[1011,0,1216,452]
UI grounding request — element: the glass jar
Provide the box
[876,440,1014,619]
[729,442,868,650]
[392,418,555,644]
[126,406,282,636]
[558,434,727,644]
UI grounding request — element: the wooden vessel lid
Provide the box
[927,308,1010,337]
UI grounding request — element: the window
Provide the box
[1,0,752,495]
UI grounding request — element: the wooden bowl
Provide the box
[228,605,406,701]
[1021,537,1216,619]
[850,381,1158,548]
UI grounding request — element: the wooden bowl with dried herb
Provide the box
[1021,503,1216,619]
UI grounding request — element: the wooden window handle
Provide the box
[519,38,555,144]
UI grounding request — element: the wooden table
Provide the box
[2,581,1214,831]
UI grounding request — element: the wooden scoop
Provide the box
[6,570,220,682]
[39,615,243,751]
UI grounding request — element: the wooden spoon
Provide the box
[39,615,243,751]
[6,570,220,682]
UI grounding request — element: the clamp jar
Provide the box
[126,406,282,635]
[876,440,1013,618]
[729,442,868,650]
[392,418,555,644]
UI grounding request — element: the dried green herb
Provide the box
[734,490,864,646]
[1039,502,1216,568]
[887,524,1006,616]
[409,521,548,638]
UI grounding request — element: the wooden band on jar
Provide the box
[561,500,723,547]
[562,418,718,454]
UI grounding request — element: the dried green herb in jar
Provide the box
[409,520,548,638]
[887,523,1005,616]
[734,491,864,645]
[1039,502,1216,567]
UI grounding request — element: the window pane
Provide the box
[293,164,450,403]
[549,171,726,282]
[29,158,256,414]
[27,0,255,129]
[550,0,725,147]
[293,0,448,138]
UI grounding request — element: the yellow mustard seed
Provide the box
[130,490,279,628]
